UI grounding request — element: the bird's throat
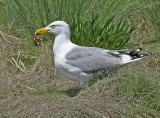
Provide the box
[53,34,75,55]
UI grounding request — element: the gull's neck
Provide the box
[53,34,76,55]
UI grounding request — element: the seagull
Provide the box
[35,21,152,88]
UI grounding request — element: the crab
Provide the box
[33,35,43,46]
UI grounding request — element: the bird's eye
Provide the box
[52,25,56,27]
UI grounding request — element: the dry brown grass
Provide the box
[0,34,123,118]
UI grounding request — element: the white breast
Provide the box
[53,35,83,81]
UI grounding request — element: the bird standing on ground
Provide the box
[35,21,152,88]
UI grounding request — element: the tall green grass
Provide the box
[4,0,160,50]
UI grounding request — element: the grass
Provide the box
[4,0,159,49]
[111,74,160,117]
[0,0,160,117]
[30,86,68,99]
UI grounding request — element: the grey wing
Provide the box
[65,46,122,72]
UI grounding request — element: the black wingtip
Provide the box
[130,48,153,59]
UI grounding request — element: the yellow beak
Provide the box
[35,28,49,35]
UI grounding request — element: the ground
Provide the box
[0,30,160,118]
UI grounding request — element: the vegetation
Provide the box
[4,0,160,49]
[0,0,160,117]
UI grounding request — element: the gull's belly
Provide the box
[55,57,92,82]
[56,64,80,81]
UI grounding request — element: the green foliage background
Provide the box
[4,0,160,50]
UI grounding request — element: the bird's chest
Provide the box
[53,45,73,74]
[54,51,67,68]
[53,42,74,68]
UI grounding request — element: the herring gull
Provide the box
[35,21,152,88]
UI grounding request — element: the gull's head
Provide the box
[35,21,70,36]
